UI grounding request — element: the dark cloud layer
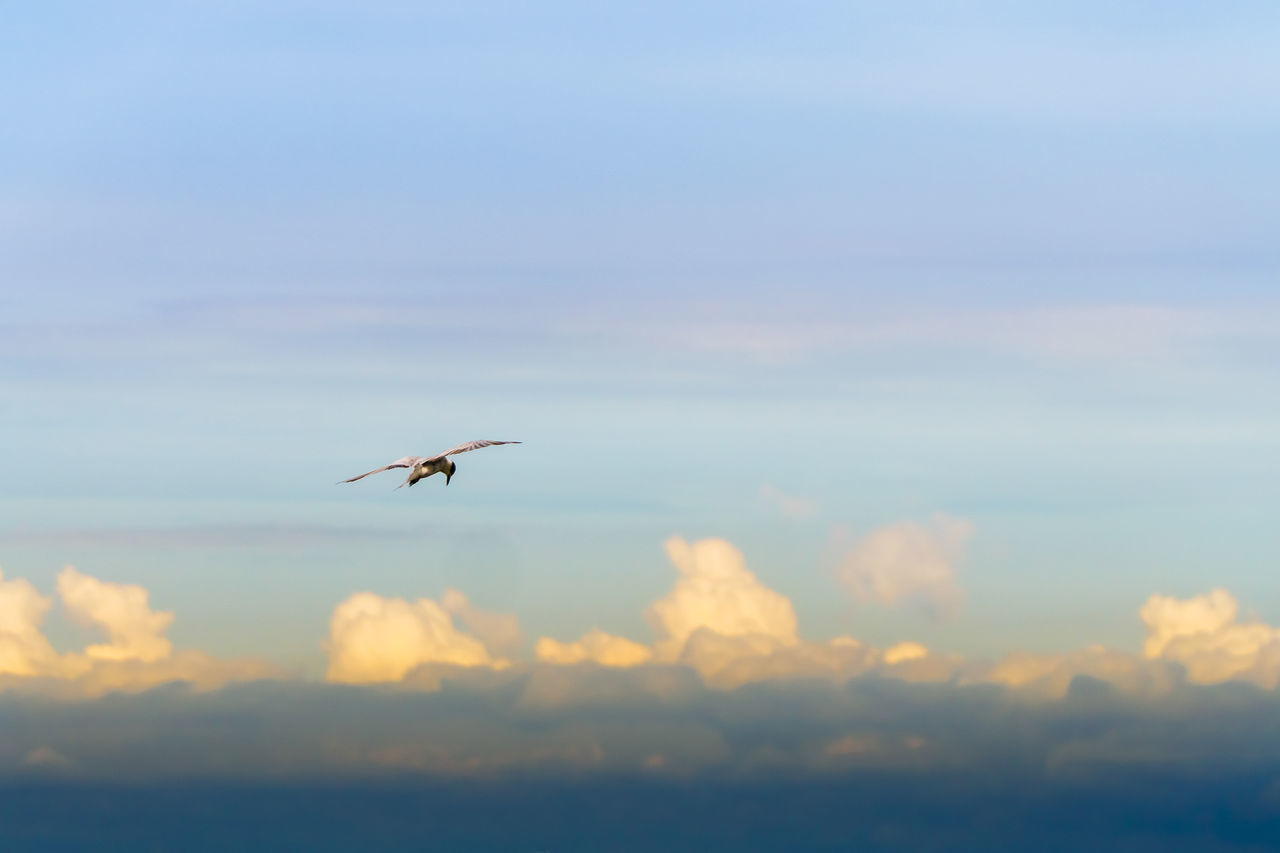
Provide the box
[3,669,1280,849]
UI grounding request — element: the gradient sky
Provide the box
[3,3,1280,848]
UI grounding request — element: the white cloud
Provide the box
[535,629,653,668]
[647,536,799,661]
[536,537,952,689]
[972,589,1280,697]
[0,568,60,677]
[1140,588,1239,659]
[833,515,971,619]
[0,565,277,696]
[1139,589,1280,688]
[57,567,173,663]
[325,591,507,684]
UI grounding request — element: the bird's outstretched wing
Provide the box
[338,456,423,484]
[424,440,521,462]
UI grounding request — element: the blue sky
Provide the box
[2,5,1280,846]
[6,0,1278,662]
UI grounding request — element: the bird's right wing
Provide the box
[424,440,521,462]
[338,456,421,484]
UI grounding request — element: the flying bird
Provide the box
[338,440,521,489]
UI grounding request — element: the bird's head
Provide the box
[446,459,457,485]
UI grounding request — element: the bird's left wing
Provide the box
[424,440,521,462]
[338,456,422,483]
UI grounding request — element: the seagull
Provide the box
[338,440,521,489]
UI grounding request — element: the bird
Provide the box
[338,440,521,489]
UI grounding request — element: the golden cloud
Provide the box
[0,565,277,697]
[325,591,509,684]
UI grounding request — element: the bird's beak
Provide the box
[445,473,452,485]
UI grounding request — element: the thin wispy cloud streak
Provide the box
[7,293,1279,367]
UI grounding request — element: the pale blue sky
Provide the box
[3,1,1279,676]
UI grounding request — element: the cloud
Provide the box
[440,588,523,659]
[3,671,1280,796]
[319,533,1280,702]
[758,484,818,519]
[648,536,800,661]
[833,515,972,619]
[972,588,1280,698]
[9,550,1280,852]
[327,536,847,689]
[1139,589,1280,688]
[0,565,277,696]
[882,641,928,665]
[325,591,508,684]
[536,537,949,689]
[979,645,1181,699]
[6,673,1280,850]
[57,567,173,663]
[535,629,653,668]
[0,568,60,677]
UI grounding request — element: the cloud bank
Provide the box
[4,538,1280,853]
[530,535,963,690]
[0,565,277,696]
[10,530,1280,705]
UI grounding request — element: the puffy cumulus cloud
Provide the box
[535,629,653,668]
[325,591,508,685]
[645,539,959,688]
[648,536,799,660]
[411,536,1280,700]
[0,568,60,677]
[535,537,951,690]
[833,515,972,618]
[968,589,1280,698]
[1141,588,1239,659]
[57,567,173,663]
[0,565,277,697]
[1139,589,1280,688]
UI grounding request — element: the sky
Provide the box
[3,2,1280,849]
